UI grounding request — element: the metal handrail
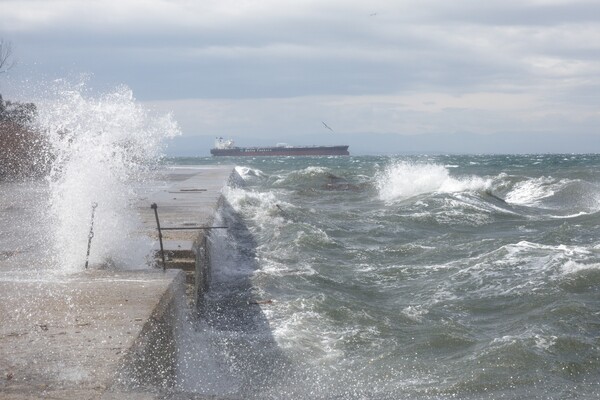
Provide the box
[150,203,227,271]
[84,202,98,269]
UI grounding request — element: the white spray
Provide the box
[376,161,491,202]
[35,82,180,272]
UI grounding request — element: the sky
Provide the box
[1,0,599,155]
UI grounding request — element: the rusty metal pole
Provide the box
[84,202,98,269]
[150,203,166,271]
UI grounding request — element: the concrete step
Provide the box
[152,240,195,259]
[165,258,196,271]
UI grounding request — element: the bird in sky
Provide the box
[322,121,334,132]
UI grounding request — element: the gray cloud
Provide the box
[1,0,599,153]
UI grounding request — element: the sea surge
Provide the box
[170,154,600,399]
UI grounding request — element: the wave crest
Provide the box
[376,162,490,201]
[504,177,557,206]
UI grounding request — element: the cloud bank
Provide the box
[1,0,599,153]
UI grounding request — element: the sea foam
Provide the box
[376,162,490,202]
[504,177,557,206]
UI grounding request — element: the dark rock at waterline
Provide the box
[322,182,370,191]
[321,172,369,191]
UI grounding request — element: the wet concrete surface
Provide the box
[0,166,235,399]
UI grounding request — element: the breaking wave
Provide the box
[376,162,491,202]
[35,82,180,271]
[505,177,563,206]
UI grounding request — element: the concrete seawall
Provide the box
[0,165,237,399]
[140,166,241,309]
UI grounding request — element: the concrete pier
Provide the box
[0,165,236,399]
[139,166,238,307]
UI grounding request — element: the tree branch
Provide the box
[0,39,14,74]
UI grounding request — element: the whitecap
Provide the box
[534,334,557,351]
[234,165,265,180]
[401,305,429,322]
[547,211,589,219]
[561,260,600,275]
[376,161,491,202]
[505,177,557,206]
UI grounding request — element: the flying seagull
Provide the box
[322,121,334,132]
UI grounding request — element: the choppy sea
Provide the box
[2,81,600,399]
[173,154,600,399]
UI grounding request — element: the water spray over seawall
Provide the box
[36,83,180,272]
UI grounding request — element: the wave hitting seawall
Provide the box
[172,154,600,400]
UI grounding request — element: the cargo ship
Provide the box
[210,137,350,156]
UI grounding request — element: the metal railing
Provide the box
[84,202,98,269]
[150,203,227,271]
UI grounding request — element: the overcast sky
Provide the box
[1,0,599,155]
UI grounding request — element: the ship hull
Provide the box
[210,145,349,157]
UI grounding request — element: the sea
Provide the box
[2,84,599,399]
[169,154,600,399]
